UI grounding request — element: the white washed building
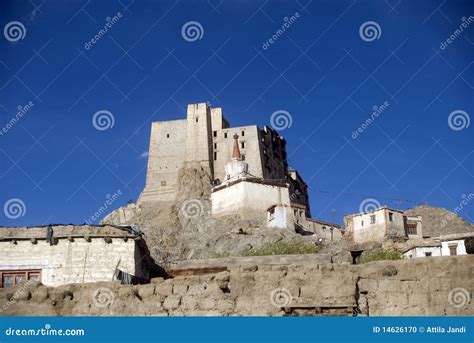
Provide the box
[0,225,156,288]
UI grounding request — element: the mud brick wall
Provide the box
[0,255,472,316]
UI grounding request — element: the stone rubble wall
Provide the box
[0,255,472,316]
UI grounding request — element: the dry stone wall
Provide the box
[1,256,472,316]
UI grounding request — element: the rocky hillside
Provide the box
[101,164,321,263]
[101,199,322,264]
[404,205,474,237]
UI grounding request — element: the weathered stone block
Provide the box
[187,283,207,295]
[155,282,173,296]
[173,284,189,294]
[358,278,378,293]
[163,295,181,310]
[198,297,216,310]
[31,287,48,302]
[138,284,155,298]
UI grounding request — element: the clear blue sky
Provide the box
[1,0,473,226]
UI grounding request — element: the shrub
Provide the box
[242,239,319,256]
[360,248,403,263]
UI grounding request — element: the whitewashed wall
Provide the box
[404,246,442,259]
[441,240,467,256]
[0,238,141,287]
[211,181,294,228]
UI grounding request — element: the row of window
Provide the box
[361,212,395,227]
[165,131,247,141]
[1,270,41,288]
[360,214,419,235]
[213,130,245,138]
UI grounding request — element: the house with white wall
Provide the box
[0,224,158,288]
[403,245,442,259]
[403,232,474,258]
[343,206,422,245]
[440,232,474,256]
[345,206,473,259]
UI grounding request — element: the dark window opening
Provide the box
[425,252,432,257]
[241,130,245,136]
[166,134,170,138]
[389,212,393,221]
[241,154,245,161]
[224,132,227,138]
[214,143,217,149]
[465,237,474,254]
[241,142,245,149]
[407,223,417,235]
[195,117,198,122]
[214,152,217,160]
[213,131,217,137]
[370,215,376,224]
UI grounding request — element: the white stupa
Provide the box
[224,134,248,182]
[211,133,294,229]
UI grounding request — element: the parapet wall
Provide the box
[0,256,472,316]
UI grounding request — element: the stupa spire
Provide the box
[232,134,240,160]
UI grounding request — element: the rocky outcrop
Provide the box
[101,199,321,263]
[100,203,139,227]
[1,256,472,316]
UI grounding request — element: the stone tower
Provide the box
[183,103,214,177]
[138,102,308,211]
